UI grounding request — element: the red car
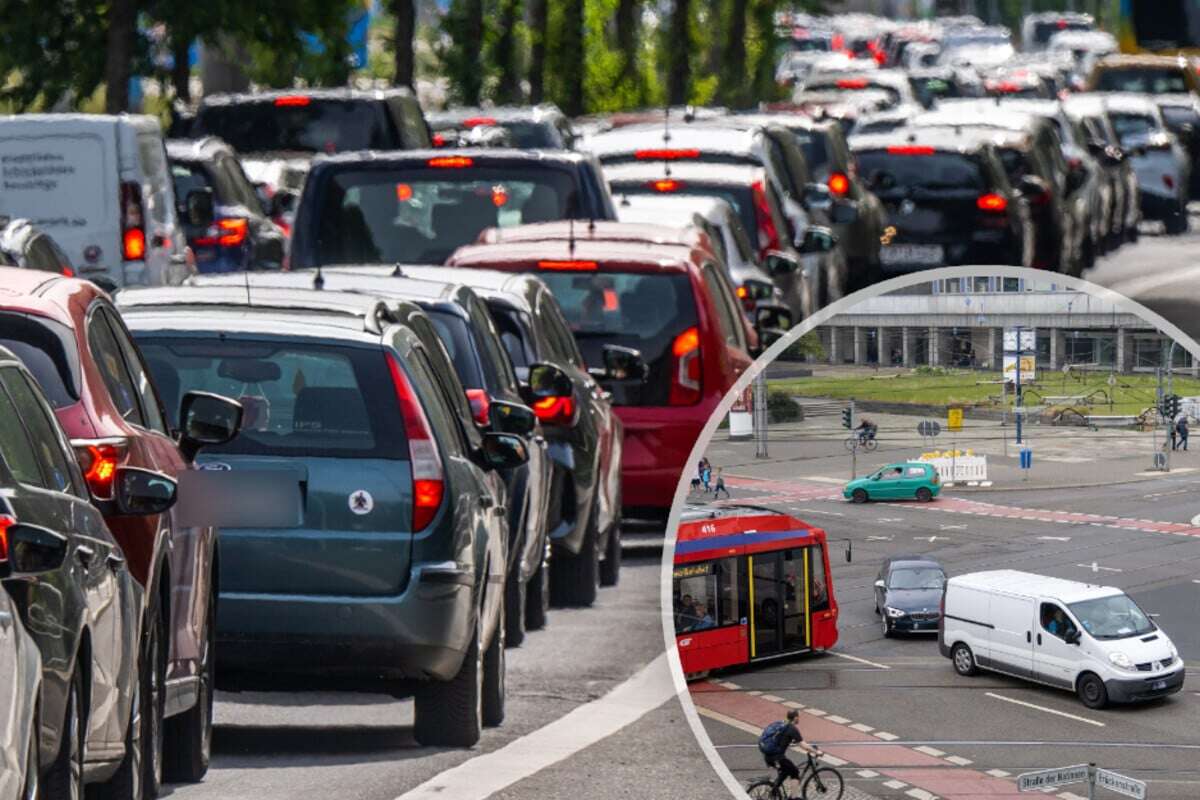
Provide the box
[0,268,240,795]
[446,223,759,526]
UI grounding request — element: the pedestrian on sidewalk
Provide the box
[1178,417,1189,451]
[713,468,730,499]
[701,463,713,493]
[1170,417,1179,451]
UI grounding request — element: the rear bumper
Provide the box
[1105,668,1185,704]
[216,562,475,682]
[887,615,941,633]
[1139,190,1182,220]
[616,405,710,512]
[879,234,1021,273]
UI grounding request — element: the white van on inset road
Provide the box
[940,570,1184,708]
[0,113,192,289]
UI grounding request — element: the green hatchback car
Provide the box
[844,462,941,503]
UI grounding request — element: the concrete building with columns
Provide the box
[815,275,1196,375]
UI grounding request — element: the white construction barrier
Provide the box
[918,454,988,484]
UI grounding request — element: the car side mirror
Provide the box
[114,467,178,516]
[480,432,529,470]
[186,188,215,228]
[804,182,834,211]
[831,200,859,225]
[602,344,647,381]
[871,474,881,481]
[489,400,537,436]
[798,227,837,254]
[0,523,69,578]
[179,391,243,463]
[1066,165,1086,194]
[764,250,800,276]
[525,362,573,400]
[1019,174,1049,197]
[270,189,299,219]
[1065,629,1081,645]
[874,579,885,589]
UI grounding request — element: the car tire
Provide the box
[504,565,527,649]
[1076,672,1109,709]
[140,596,167,799]
[549,505,600,607]
[20,703,40,800]
[599,519,621,588]
[1126,223,1139,244]
[482,603,506,728]
[1165,207,1189,235]
[851,488,868,504]
[916,487,933,502]
[413,615,483,747]
[881,614,891,638]
[91,659,143,800]
[951,643,978,676]
[164,582,215,782]
[43,663,85,800]
[524,557,549,632]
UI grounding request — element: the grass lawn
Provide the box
[769,368,1200,417]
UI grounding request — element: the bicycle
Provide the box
[746,750,845,800]
[843,433,878,452]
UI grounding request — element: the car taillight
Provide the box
[836,78,869,89]
[274,95,311,107]
[538,260,598,271]
[828,171,850,197]
[751,180,780,256]
[976,193,1008,212]
[216,218,249,247]
[634,148,700,161]
[428,155,473,168]
[0,514,12,562]
[532,395,576,427]
[387,354,445,531]
[73,439,129,500]
[465,388,491,427]
[432,133,447,147]
[886,145,935,155]
[669,326,702,406]
[121,181,146,261]
[648,178,683,192]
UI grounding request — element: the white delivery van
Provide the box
[940,570,1183,708]
[0,113,190,289]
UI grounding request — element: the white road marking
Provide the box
[849,722,875,733]
[914,745,946,757]
[905,789,938,800]
[805,708,828,717]
[1077,562,1122,573]
[1191,512,1200,526]
[762,694,784,702]
[986,769,1012,778]
[1038,536,1072,541]
[883,780,909,790]
[857,769,880,778]
[867,535,895,541]
[821,754,850,767]
[696,706,764,737]
[1059,793,1089,800]
[826,715,851,724]
[829,651,892,670]
[945,755,973,766]
[878,517,905,522]
[874,731,900,741]
[984,692,1105,727]
[939,524,967,530]
[395,654,673,800]
[784,700,806,709]
[915,535,939,542]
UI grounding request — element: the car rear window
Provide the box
[613,182,757,248]
[1095,68,1188,95]
[311,165,583,265]
[856,150,986,197]
[193,99,396,155]
[1161,105,1200,131]
[426,310,484,390]
[791,130,829,173]
[537,271,697,406]
[134,337,407,459]
[1109,113,1158,145]
[1033,20,1091,46]
[498,121,562,149]
[0,312,80,408]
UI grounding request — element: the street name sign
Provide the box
[1004,328,1037,352]
[1096,768,1147,799]
[1017,764,1089,791]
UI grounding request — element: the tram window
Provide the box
[809,546,830,612]
[672,558,740,633]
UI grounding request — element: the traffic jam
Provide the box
[0,3,1197,799]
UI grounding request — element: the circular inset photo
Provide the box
[663,267,1200,800]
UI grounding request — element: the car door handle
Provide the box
[75,545,95,567]
[107,552,125,572]
[1037,633,1043,646]
[1026,631,1031,643]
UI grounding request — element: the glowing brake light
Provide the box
[274,95,311,107]
[120,181,146,261]
[649,178,683,192]
[73,439,129,500]
[216,218,249,247]
[634,148,701,161]
[669,327,702,406]
[387,354,445,531]
[836,78,869,89]
[0,514,13,562]
[537,260,598,271]
[465,388,491,427]
[886,145,935,155]
[123,228,146,260]
[396,183,414,201]
[751,180,780,258]
[976,193,1008,212]
[827,171,850,197]
[463,116,497,127]
[532,395,576,427]
[432,133,447,147]
[428,155,473,168]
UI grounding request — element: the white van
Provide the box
[940,570,1183,708]
[0,113,190,289]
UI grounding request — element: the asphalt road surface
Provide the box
[692,419,1200,800]
[167,550,728,800]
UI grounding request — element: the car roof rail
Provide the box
[117,286,401,334]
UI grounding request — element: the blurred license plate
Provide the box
[881,244,944,266]
[1151,679,1167,690]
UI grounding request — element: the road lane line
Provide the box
[987,770,1011,777]
[873,731,899,741]
[904,789,937,800]
[857,769,880,778]
[825,714,851,724]
[828,651,892,669]
[394,654,673,800]
[914,745,946,757]
[944,755,973,766]
[984,692,1105,727]
[883,780,908,790]
[849,722,875,733]
[696,705,762,736]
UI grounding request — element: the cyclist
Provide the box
[855,418,877,445]
[759,709,822,793]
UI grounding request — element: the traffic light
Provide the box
[1168,394,1182,418]
[842,406,853,429]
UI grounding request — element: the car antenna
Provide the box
[568,218,576,257]
[243,269,252,307]
[587,218,595,235]
[313,267,325,290]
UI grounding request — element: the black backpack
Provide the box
[758,721,790,756]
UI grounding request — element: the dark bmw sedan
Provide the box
[874,555,947,637]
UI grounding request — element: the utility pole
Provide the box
[1155,364,1165,471]
[1015,326,1025,445]
[754,371,769,459]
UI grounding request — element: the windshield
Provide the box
[888,567,946,590]
[311,165,582,265]
[135,337,407,459]
[537,271,697,406]
[194,100,395,155]
[1095,68,1189,95]
[0,313,80,408]
[856,150,986,197]
[1068,594,1156,640]
[1109,113,1159,145]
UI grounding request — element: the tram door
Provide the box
[750,549,810,659]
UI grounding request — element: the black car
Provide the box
[0,345,174,798]
[428,104,577,150]
[167,138,287,273]
[874,555,947,636]
[289,149,617,269]
[399,265,627,606]
[0,217,73,275]
[1156,95,1200,199]
[849,130,1035,272]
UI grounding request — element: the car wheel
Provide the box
[164,582,215,782]
[503,565,527,649]
[42,663,84,800]
[851,488,868,504]
[881,614,891,638]
[413,614,483,747]
[1165,207,1189,235]
[951,643,978,676]
[1126,223,1139,243]
[91,657,143,800]
[140,597,167,798]
[1076,672,1109,709]
[20,703,39,800]
[482,601,506,728]
[916,487,933,502]
[549,504,600,607]
[524,557,549,631]
[599,519,621,588]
